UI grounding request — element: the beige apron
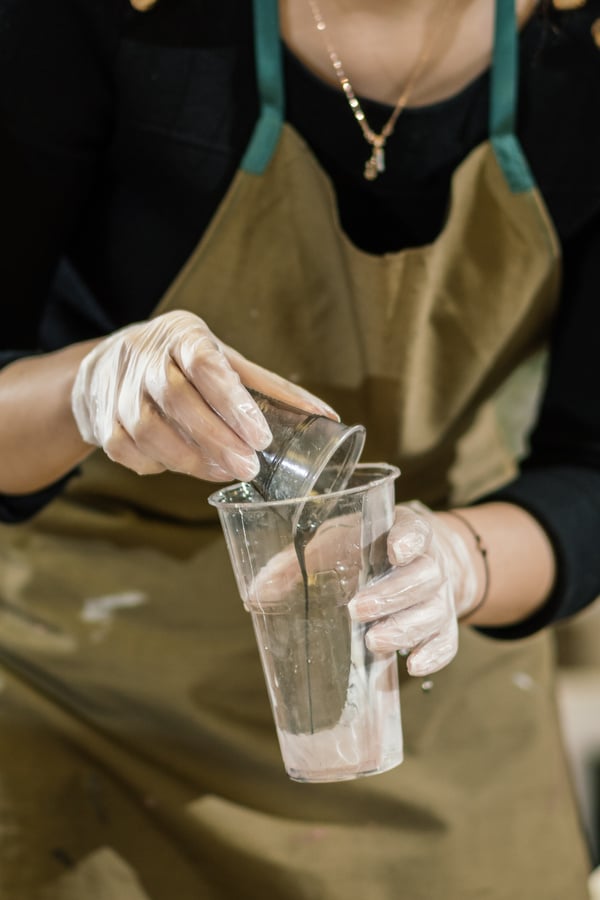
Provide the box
[0,1,591,897]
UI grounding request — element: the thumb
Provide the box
[388,503,433,566]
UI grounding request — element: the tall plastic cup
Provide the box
[208,463,403,783]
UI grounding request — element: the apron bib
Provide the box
[0,1,591,897]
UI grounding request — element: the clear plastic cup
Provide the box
[209,463,403,783]
[249,390,366,502]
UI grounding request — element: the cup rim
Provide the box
[261,421,366,502]
[207,462,401,510]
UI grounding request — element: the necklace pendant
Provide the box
[364,144,386,181]
[364,155,378,181]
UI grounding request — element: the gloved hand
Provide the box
[348,501,481,676]
[71,309,336,481]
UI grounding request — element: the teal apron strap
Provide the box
[243,0,535,187]
[241,0,284,174]
[490,0,535,192]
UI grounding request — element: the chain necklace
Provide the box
[306,0,451,181]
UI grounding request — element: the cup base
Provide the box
[285,752,404,784]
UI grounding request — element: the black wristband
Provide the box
[446,510,490,617]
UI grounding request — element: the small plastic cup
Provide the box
[209,463,403,783]
[249,390,366,503]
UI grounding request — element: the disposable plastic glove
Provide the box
[71,310,335,482]
[348,501,480,677]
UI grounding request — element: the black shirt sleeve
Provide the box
[0,0,123,517]
[0,0,121,357]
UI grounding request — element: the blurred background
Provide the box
[555,598,600,874]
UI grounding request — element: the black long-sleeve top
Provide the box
[1,0,600,638]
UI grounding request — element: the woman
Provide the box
[0,0,599,897]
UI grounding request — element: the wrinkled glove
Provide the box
[71,309,333,482]
[348,501,480,676]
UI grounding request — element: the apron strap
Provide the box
[241,0,284,174]
[490,0,536,192]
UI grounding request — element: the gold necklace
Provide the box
[306,0,451,181]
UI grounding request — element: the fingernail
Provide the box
[299,393,340,421]
[238,400,273,449]
[224,449,260,482]
[365,629,389,654]
[391,530,427,565]
[364,630,380,651]
[249,416,273,450]
[281,383,341,421]
[314,402,340,421]
[348,594,381,621]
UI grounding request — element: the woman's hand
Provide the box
[348,502,482,677]
[246,499,483,676]
[247,499,483,678]
[71,309,336,482]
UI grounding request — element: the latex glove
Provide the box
[348,501,480,677]
[71,309,335,481]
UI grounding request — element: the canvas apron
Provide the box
[0,1,592,898]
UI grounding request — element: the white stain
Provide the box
[512,671,535,691]
[81,591,147,624]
